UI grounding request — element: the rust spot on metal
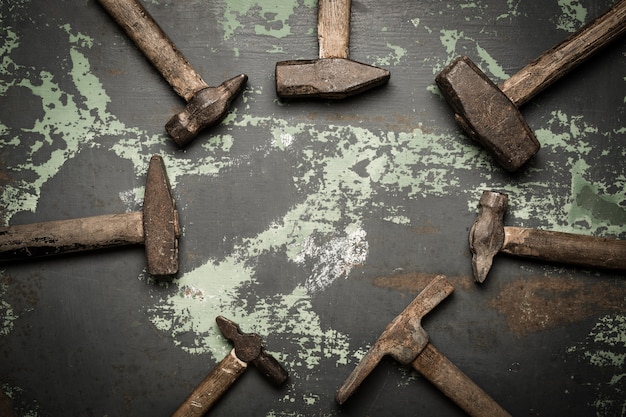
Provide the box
[373,271,474,293]
[490,275,626,338]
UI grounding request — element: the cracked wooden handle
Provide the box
[171,349,247,417]
[412,343,511,417]
[318,0,351,58]
[503,226,626,270]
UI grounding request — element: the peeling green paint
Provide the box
[567,315,626,416]
[556,0,587,32]
[0,273,15,336]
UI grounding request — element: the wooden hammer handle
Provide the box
[412,343,511,417]
[97,0,208,101]
[0,212,144,261]
[500,0,626,106]
[318,0,351,59]
[171,349,247,417]
[503,226,626,270]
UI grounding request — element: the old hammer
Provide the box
[436,0,626,171]
[0,155,179,276]
[171,316,288,417]
[97,0,247,146]
[275,0,390,99]
[336,275,511,417]
[470,190,626,283]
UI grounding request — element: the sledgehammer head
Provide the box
[336,275,454,404]
[469,190,508,283]
[142,155,180,276]
[435,56,539,172]
[275,58,390,100]
[166,74,248,146]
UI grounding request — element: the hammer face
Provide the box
[436,56,540,172]
[275,58,390,100]
[166,74,248,146]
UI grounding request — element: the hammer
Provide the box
[171,316,288,416]
[336,275,511,417]
[470,190,626,283]
[97,0,247,146]
[275,0,390,99]
[0,155,179,276]
[435,1,626,171]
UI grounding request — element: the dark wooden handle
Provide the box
[412,343,511,417]
[318,0,351,59]
[500,0,626,106]
[502,226,626,270]
[97,0,208,101]
[171,349,247,417]
[0,212,144,261]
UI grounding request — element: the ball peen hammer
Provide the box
[336,275,511,417]
[171,316,288,417]
[97,0,247,146]
[436,0,626,172]
[275,0,390,99]
[470,190,626,283]
[0,155,179,276]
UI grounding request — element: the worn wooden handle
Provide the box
[318,0,351,59]
[501,0,626,106]
[502,226,626,270]
[0,212,144,261]
[97,0,208,101]
[171,349,247,417]
[412,343,511,417]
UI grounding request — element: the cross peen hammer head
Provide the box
[435,56,539,172]
[275,58,390,100]
[142,155,180,276]
[336,275,454,404]
[469,190,508,283]
[166,74,248,146]
[216,316,288,385]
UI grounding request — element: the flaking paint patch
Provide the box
[0,272,16,336]
[220,0,316,40]
[567,315,626,417]
[556,0,587,32]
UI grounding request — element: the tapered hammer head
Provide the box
[142,155,180,276]
[217,316,289,385]
[336,275,454,404]
[165,74,248,146]
[435,56,539,172]
[469,190,508,283]
[275,58,390,100]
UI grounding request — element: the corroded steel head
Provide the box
[469,190,509,283]
[275,58,390,100]
[142,155,180,276]
[166,74,248,146]
[216,316,288,386]
[336,275,454,404]
[435,56,539,172]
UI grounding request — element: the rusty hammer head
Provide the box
[468,190,508,283]
[435,56,539,172]
[275,58,390,100]
[165,74,248,146]
[216,316,288,385]
[336,275,454,404]
[142,155,180,276]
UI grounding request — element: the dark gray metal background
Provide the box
[0,0,625,416]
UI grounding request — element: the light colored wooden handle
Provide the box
[501,0,626,106]
[503,226,626,270]
[171,349,247,417]
[318,0,351,59]
[97,0,208,101]
[0,212,144,260]
[412,343,511,417]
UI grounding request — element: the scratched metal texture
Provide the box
[0,0,625,416]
